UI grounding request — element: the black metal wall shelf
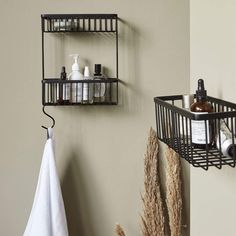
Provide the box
[42,78,118,106]
[41,14,119,106]
[154,95,236,170]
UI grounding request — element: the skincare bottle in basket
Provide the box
[68,54,83,103]
[82,66,93,104]
[57,66,70,104]
[180,94,194,138]
[216,119,236,157]
[93,64,106,102]
[190,79,214,148]
[54,19,72,31]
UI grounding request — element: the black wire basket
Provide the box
[154,95,236,170]
[41,14,118,33]
[42,78,118,106]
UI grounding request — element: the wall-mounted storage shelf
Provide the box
[154,95,236,170]
[41,14,119,106]
[42,78,118,105]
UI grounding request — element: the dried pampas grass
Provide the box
[115,224,126,236]
[165,147,182,236]
[141,127,165,236]
[115,128,184,236]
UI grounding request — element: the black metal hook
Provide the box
[41,106,55,130]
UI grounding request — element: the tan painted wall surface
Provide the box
[0,1,189,235]
[191,1,236,235]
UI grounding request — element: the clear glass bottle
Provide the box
[190,79,214,148]
[180,94,194,139]
[93,64,106,103]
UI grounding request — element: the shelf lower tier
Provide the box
[42,78,119,106]
[162,138,236,170]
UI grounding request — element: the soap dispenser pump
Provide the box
[68,54,83,103]
[69,54,83,80]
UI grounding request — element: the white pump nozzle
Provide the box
[70,54,79,71]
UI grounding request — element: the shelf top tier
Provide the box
[41,14,118,33]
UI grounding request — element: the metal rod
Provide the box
[116,17,119,79]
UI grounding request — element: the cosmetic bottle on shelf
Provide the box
[190,79,214,148]
[179,94,194,138]
[82,66,93,104]
[216,119,236,157]
[53,19,73,31]
[68,54,83,103]
[57,66,70,104]
[93,64,106,102]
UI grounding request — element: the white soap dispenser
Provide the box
[68,54,83,103]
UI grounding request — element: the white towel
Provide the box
[23,128,69,236]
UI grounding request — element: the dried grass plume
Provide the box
[165,147,182,236]
[141,127,165,236]
[115,224,126,236]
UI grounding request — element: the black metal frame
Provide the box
[42,78,118,105]
[41,14,119,106]
[154,95,236,170]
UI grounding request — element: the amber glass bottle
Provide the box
[190,79,214,148]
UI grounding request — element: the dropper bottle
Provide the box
[57,66,70,104]
[190,79,214,148]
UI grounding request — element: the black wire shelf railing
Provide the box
[41,14,118,33]
[42,78,119,106]
[154,95,236,170]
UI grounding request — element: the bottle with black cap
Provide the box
[93,64,106,102]
[57,66,70,104]
[190,79,214,148]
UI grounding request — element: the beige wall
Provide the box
[190,1,236,235]
[0,1,189,235]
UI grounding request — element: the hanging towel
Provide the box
[23,128,69,236]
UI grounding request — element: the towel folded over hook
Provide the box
[23,128,68,236]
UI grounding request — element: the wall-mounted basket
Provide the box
[42,78,118,105]
[41,14,119,106]
[154,95,236,170]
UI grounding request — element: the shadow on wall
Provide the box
[61,150,95,236]
[119,18,145,114]
[46,18,147,118]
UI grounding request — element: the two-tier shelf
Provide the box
[41,14,119,106]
